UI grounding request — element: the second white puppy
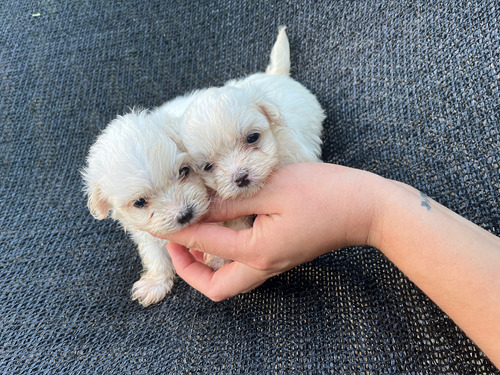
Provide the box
[82,92,209,306]
[181,27,325,201]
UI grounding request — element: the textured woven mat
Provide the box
[1,1,499,373]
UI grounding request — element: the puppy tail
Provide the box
[265,26,290,76]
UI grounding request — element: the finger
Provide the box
[202,169,294,223]
[209,262,270,299]
[166,223,257,264]
[203,162,321,222]
[219,263,269,295]
[168,242,271,301]
[202,195,270,223]
[167,241,220,290]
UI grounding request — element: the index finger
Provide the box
[165,222,257,264]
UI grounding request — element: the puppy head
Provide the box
[181,86,283,200]
[82,109,209,235]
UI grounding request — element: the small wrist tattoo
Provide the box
[420,192,431,211]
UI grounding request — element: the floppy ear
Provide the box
[87,185,111,220]
[255,97,285,129]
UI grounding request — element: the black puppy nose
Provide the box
[233,171,250,187]
[177,207,194,225]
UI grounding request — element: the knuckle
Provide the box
[207,290,228,302]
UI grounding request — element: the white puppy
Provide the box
[180,27,325,268]
[181,27,325,201]
[82,92,209,306]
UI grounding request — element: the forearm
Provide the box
[369,180,500,367]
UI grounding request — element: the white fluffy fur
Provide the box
[82,91,209,306]
[181,27,325,201]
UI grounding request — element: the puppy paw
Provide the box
[131,276,174,307]
[204,254,232,270]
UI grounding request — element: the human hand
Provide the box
[160,162,387,301]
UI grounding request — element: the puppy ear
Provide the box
[255,98,284,129]
[87,186,111,220]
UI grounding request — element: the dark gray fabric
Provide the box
[1,0,499,373]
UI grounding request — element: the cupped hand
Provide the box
[159,162,386,301]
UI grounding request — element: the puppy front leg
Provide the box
[130,231,175,306]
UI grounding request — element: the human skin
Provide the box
[155,162,500,367]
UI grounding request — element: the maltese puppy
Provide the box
[181,27,324,200]
[82,92,209,306]
[180,27,325,267]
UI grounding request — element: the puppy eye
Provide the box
[246,133,260,144]
[179,166,190,179]
[203,163,213,172]
[133,198,147,208]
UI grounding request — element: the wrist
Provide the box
[354,173,393,249]
[326,166,392,249]
[365,178,418,250]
